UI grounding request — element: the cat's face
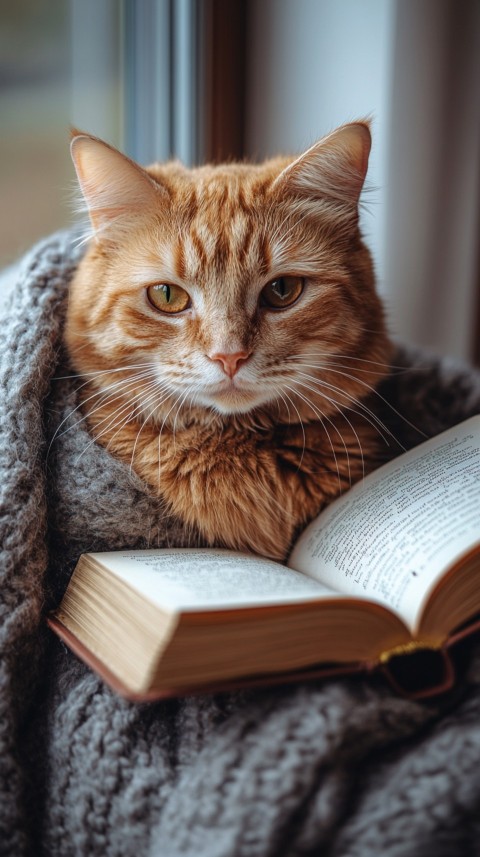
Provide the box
[66,123,391,426]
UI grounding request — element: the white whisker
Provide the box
[155,386,195,482]
[53,362,161,381]
[281,387,306,470]
[271,383,292,423]
[293,370,392,449]
[294,362,421,442]
[48,369,159,452]
[87,380,168,449]
[289,352,400,370]
[75,382,170,463]
[285,384,344,490]
[292,377,366,483]
[172,386,196,452]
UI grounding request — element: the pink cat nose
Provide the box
[208,350,252,378]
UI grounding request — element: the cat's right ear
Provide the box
[272,122,371,208]
[70,131,164,235]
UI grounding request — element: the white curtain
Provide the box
[246,0,480,362]
[384,0,480,361]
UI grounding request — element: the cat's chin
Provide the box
[199,385,272,416]
[208,394,262,416]
[211,401,257,416]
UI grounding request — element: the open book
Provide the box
[49,415,480,700]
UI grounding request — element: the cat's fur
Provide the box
[65,122,392,560]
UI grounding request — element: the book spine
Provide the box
[378,645,456,699]
[379,640,442,664]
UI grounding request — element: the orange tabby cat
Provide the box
[65,122,392,560]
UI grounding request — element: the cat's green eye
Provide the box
[147,283,191,314]
[260,276,304,309]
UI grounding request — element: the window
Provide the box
[0,0,71,265]
[2,0,478,363]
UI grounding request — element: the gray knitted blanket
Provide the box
[2,231,480,857]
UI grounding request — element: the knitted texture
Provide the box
[2,231,480,857]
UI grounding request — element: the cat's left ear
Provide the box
[272,122,371,207]
[70,131,164,235]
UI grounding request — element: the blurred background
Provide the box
[1,0,479,363]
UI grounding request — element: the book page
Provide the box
[90,548,343,612]
[289,416,480,631]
